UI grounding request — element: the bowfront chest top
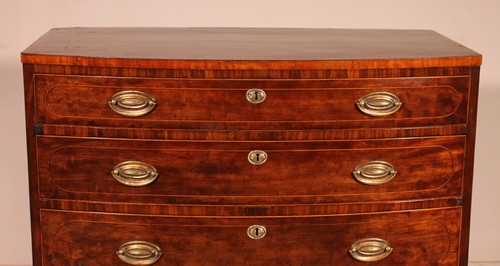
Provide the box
[22,28,481,265]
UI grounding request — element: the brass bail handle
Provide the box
[116,241,162,265]
[357,91,402,116]
[349,238,393,262]
[352,160,397,186]
[109,90,157,117]
[111,160,158,187]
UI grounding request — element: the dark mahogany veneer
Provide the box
[22,28,481,265]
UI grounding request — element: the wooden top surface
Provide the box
[21,27,481,69]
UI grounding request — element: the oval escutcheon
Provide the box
[111,160,158,187]
[246,88,266,104]
[247,225,267,240]
[247,150,268,165]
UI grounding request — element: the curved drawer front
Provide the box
[41,208,460,265]
[37,136,464,204]
[35,74,469,130]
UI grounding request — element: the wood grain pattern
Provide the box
[40,198,463,217]
[459,66,481,264]
[41,208,461,265]
[35,124,468,141]
[32,64,474,79]
[34,74,469,130]
[23,64,42,266]
[37,135,464,205]
[22,28,481,69]
[22,28,481,266]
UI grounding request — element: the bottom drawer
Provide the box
[41,208,461,265]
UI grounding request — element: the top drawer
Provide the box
[34,74,469,130]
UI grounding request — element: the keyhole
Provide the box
[248,150,267,165]
[246,89,266,104]
[247,225,266,239]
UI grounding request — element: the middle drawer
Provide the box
[37,136,464,205]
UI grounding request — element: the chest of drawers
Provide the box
[22,28,481,265]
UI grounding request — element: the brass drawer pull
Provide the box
[111,161,158,187]
[246,88,266,104]
[247,225,267,239]
[357,92,401,116]
[349,238,393,262]
[109,90,157,117]
[117,241,162,265]
[248,150,268,165]
[353,160,397,186]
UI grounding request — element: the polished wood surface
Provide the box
[22,28,481,265]
[37,135,464,205]
[22,28,481,69]
[34,74,469,130]
[35,124,468,141]
[459,66,481,264]
[31,64,475,79]
[23,64,42,266]
[40,197,463,217]
[41,208,461,265]
[41,198,463,217]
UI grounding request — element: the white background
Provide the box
[1,0,499,264]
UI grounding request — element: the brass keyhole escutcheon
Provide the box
[246,88,266,104]
[247,225,267,239]
[248,150,268,165]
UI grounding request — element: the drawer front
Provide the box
[41,208,460,265]
[35,74,469,130]
[37,136,464,205]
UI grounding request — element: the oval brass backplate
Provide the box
[356,91,401,117]
[108,90,157,117]
[246,88,266,104]
[349,238,393,262]
[247,225,267,240]
[111,160,158,187]
[116,241,162,265]
[247,150,268,165]
[352,160,397,186]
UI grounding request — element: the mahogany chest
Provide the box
[22,28,481,265]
